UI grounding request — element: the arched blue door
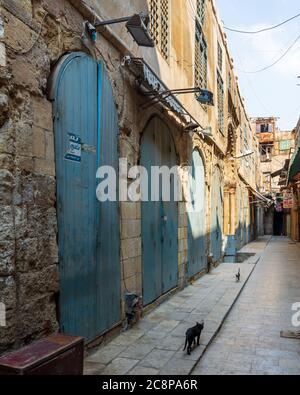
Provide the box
[244,190,250,244]
[188,150,207,278]
[52,53,120,342]
[210,166,223,263]
[237,187,243,248]
[141,116,178,305]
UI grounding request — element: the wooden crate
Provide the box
[0,334,84,375]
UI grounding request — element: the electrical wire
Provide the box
[233,45,273,114]
[189,3,300,76]
[5,13,84,57]
[285,104,300,119]
[224,12,300,34]
[5,13,49,55]
[236,33,300,74]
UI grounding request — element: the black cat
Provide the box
[236,268,241,282]
[183,322,204,355]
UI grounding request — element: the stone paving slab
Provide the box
[84,238,270,375]
[192,237,300,376]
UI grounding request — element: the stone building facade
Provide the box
[252,117,295,194]
[288,117,300,242]
[252,117,296,236]
[0,0,261,352]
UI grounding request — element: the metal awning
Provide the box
[271,169,283,178]
[289,145,300,181]
[271,159,290,178]
[278,179,288,186]
[122,56,213,130]
[123,57,189,121]
[238,171,273,207]
[272,159,290,188]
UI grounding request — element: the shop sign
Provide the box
[283,190,294,209]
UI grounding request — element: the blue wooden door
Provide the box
[237,187,243,248]
[53,53,120,342]
[141,116,178,305]
[188,150,207,278]
[244,191,250,244]
[210,166,223,263]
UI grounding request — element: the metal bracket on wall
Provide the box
[140,87,207,110]
[122,56,216,140]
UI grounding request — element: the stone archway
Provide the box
[49,52,121,342]
[140,115,179,306]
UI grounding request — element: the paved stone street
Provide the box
[192,237,300,375]
[84,237,270,375]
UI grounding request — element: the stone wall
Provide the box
[0,0,63,353]
[0,0,98,352]
[0,0,190,351]
[0,0,258,352]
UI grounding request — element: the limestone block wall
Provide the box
[0,0,195,352]
[178,201,188,284]
[0,0,61,353]
[0,0,257,353]
[120,202,142,296]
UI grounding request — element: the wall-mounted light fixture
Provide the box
[200,127,213,137]
[196,90,214,106]
[122,56,215,140]
[196,127,213,139]
[85,21,97,43]
[231,149,254,160]
[183,124,212,134]
[184,122,199,133]
[94,13,154,47]
[184,124,213,139]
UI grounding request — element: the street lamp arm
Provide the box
[94,13,154,48]
[233,150,254,159]
[95,16,132,27]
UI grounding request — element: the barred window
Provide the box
[197,0,205,25]
[195,23,207,90]
[228,72,232,92]
[217,72,224,133]
[217,42,223,71]
[149,0,170,61]
[240,128,243,153]
[244,124,248,149]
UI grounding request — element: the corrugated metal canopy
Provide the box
[289,137,300,181]
[272,160,290,189]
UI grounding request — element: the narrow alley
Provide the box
[192,237,300,375]
[83,237,300,376]
[1,0,300,380]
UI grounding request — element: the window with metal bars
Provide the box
[195,23,207,91]
[244,124,249,149]
[149,0,170,61]
[217,42,223,71]
[228,72,232,92]
[217,72,224,133]
[197,0,205,25]
[240,128,243,153]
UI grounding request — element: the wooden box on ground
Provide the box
[0,334,84,375]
